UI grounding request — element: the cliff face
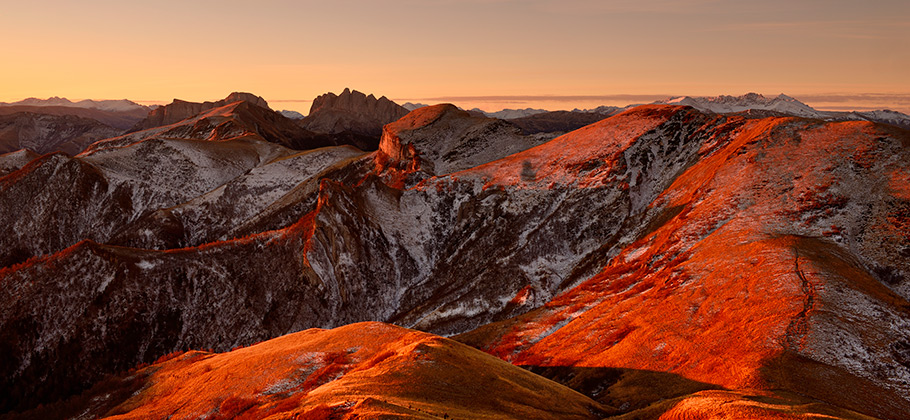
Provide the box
[1,104,909,419]
[299,88,409,150]
[128,92,271,132]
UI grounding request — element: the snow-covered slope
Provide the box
[835,109,910,129]
[402,102,429,111]
[279,109,305,119]
[482,108,549,119]
[0,149,39,177]
[111,145,369,249]
[656,92,823,118]
[651,93,910,128]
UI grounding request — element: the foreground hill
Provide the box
[0,104,908,419]
[8,323,608,420]
[8,323,882,420]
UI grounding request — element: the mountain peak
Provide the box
[223,92,269,109]
[127,92,273,132]
[301,89,409,143]
[658,93,819,117]
[776,93,798,101]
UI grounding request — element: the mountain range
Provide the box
[0,90,908,420]
[414,93,910,133]
[0,97,149,113]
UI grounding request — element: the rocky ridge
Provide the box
[127,92,270,133]
[299,88,410,150]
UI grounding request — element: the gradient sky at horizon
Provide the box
[2,0,909,113]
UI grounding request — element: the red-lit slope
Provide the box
[3,105,908,419]
[16,322,607,420]
[457,118,910,419]
[2,106,716,411]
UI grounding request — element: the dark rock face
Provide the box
[128,92,271,132]
[1,104,909,419]
[299,88,410,150]
[0,112,122,155]
[508,110,616,135]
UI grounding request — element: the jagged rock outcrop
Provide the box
[299,88,409,150]
[128,92,270,132]
[0,112,122,155]
[376,104,554,180]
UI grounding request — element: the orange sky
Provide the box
[2,0,908,113]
